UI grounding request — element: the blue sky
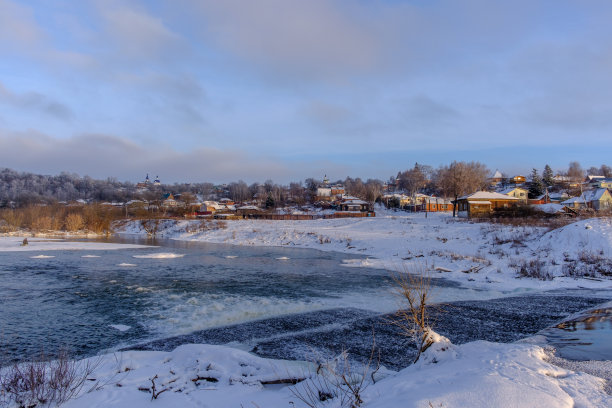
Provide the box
[1,0,611,183]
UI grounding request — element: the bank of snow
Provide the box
[58,338,609,408]
[115,212,612,291]
[0,237,154,252]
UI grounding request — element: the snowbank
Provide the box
[115,213,612,290]
[0,237,154,252]
[58,341,609,408]
[536,218,612,258]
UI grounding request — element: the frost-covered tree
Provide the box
[435,161,489,217]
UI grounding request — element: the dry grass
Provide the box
[289,334,380,408]
[0,351,99,408]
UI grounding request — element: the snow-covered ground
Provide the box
[45,335,607,408]
[0,236,154,252]
[3,213,611,407]
[116,210,612,291]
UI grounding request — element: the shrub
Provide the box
[514,259,552,280]
[0,351,98,408]
[390,267,435,363]
[64,213,84,232]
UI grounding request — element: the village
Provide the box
[95,166,612,222]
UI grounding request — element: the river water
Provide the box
[1,238,610,367]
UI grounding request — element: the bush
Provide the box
[0,351,98,408]
[390,267,435,363]
[514,259,552,280]
[64,213,84,232]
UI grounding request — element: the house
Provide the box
[219,198,235,206]
[588,188,612,210]
[382,193,411,208]
[489,169,504,187]
[592,178,612,189]
[455,191,521,217]
[560,189,612,211]
[560,196,588,210]
[162,193,181,208]
[548,192,569,203]
[236,205,262,217]
[499,186,528,202]
[337,196,370,212]
[423,196,453,212]
[512,175,526,185]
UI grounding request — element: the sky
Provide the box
[1,0,612,184]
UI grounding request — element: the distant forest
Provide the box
[0,168,212,207]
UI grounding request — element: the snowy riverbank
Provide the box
[116,210,612,291]
[51,334,609,408]
[2,213,610,407]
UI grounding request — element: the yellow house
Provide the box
[499,187,528,202]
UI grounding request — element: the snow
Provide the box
[110,324,132,332]
[115,210,612,291]
[2,212,611,407]
[535,218,612,258]
[0,237,154,252]
[132,253,185,259]
[459,191,521,200]
[533,203,566,214]
[55,338,609,408]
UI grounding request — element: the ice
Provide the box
[81,254,101,258]
[109,324,131,332]
[29,254,55,259]
[0,237,154,252]
[118,263,137,267]
[132,252,185,259]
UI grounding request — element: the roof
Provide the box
[532,203,565,214]
[588,188,610,201]
[491,170,503,179]
[468,200,491,205]
[459,191,521,201]
[498,187,526,195]
[561,196,587,204]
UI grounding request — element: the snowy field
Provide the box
[117,209,612,291]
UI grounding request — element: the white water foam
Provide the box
[275,256,290,260]
[81,254,101,258]
[133,253,185,259]
[30,254,55,259]
[225,255,238,259]
[109,324,131,332]
[118,263,137,267]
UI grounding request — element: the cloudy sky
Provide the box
[1,0,611,183]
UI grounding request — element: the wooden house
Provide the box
[587,188,612,210]
[455,191,521,217]
[338,196,370,212]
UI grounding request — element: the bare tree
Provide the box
[567,161,584,183]
[435,161,489,216]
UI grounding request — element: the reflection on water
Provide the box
[542,307,612,361]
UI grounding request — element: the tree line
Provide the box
[1,161,609,210]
